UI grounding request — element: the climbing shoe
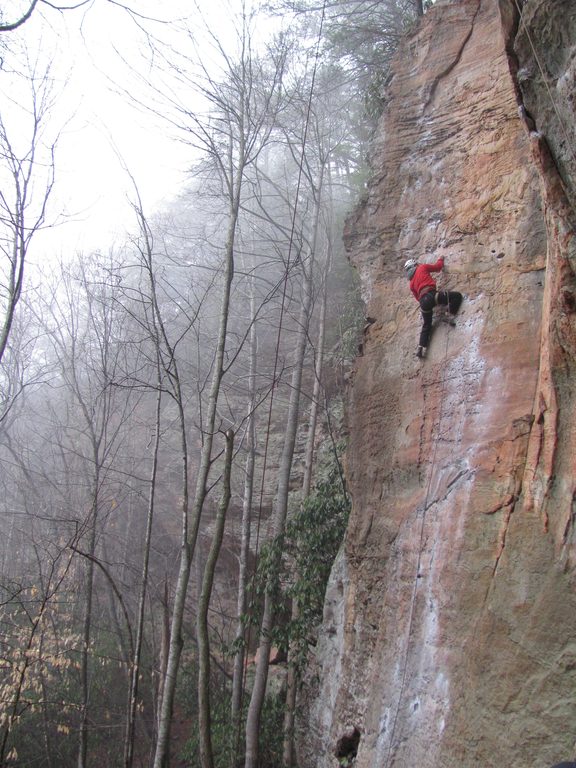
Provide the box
[416,346,426,359]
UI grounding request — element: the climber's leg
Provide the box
[448,291,463,315]
[436,290,448,308]
[418,292,436,348]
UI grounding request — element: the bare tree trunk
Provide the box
[244,266,313,768]
[197,430,234,768]
[101,536,132,669]
[124,354,163,768]
[153,187,239,768]
[245,143,327,766]
[303,265,328,501]
[60,264,124,768]
[77,474,99,768]
[126,196,193,768]
[231,284,257,749]
[28,256,127,768]
[39,629,56,768]
[282,255,329,766]
[156,581,171,739]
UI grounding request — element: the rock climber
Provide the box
[404,256,462,359]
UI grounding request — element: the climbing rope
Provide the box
[384,302,453,767]
[513,0,576,169]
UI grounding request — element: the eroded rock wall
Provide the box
[303,1,576,767]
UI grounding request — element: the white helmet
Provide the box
[404,259,418,278]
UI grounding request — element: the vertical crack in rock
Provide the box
[563,490,576,543]
[470,414,535,589]
[423,0,481,114]
[491,496,517,579]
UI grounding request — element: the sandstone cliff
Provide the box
[304,1,576,767]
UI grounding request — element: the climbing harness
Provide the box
[436,291,457,326]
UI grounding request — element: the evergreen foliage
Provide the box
[252,438,350,667]
[284,440,350,672]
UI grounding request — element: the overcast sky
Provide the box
[2,0,239,259]
[2,0,289,269]
[51,3,191,253]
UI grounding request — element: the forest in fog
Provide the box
[0,1,422,765]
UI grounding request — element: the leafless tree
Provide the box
[243,49,361,763]
[244,231,316,768]
[119,183,207,767]
[283,217,333,767]
[0,55,58,424]
[230,272,257,749]
[197,429,234,768]
[31,254,138,767]
[0,0,167,34]
[137,16,290,768]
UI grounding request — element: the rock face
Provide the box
[302,1,576,767]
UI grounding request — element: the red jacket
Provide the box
[409,258,444,301]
